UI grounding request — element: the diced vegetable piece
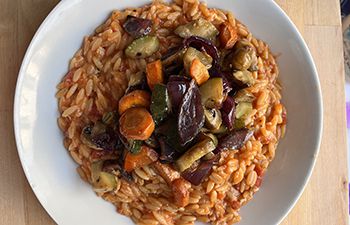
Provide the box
[232,70,255,86]
[199,78,224,108]
[126,72,149,94]
[203,152,215,160]
[161,46,186,67]
[153,161,180,184]
[124,145,158,172]
[198,132,218,147]
[167,76,190,111]
[158,137,180,163]
[204,108,222,130]
[178,80,205,146]
[208,66,233,96]
[175,138,216,172]
[189,58,210,85]
[219,22,238,49]
[125,35,160,59]
[102,111,118,125]
[81,122,120,151]
[91,161,103,183]
[175,18,219,40]
[234,89,256,103]
[181,156,218,185]
[123,15,152,38]
[231,41,258,70]
[118,90,151,115]
[171,178,191,207]
[150,84,171,125]
[94,172,117,191]
[146,60,164,90]
[183,47,213,72]
[119,107,155,140]
[235,102,253,119]
[214,128,254,153]
[234,118,246,129]
[156,117,186,152]
[221,96,236,130]
[184,36,220,66]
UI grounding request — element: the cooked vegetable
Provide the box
[167,76,190,111]
[150,84,171,125]
[91,161,103,183]
[118,90,151,115]
[171,178,191,207]
[153,161,180,184]
[93,172,117,191]
[198,132,218,147]
[214,128,254,153]
[183,47,213,72]
[231,41,258,71]
[232,70,255,86]
[221,96,236,130]
[123,15,152,38]
[126,72,149,94]
[235,102,253,119]
[124,145,158,172]
[184,36,220,66]
[189,58,210,85]
[208,66,233,96]
[199,78,224,108]
[233,118,246,129]
[156,117,186,152]
[219,22,238,49]
[175,138,216,172]
[125,35,160,59]
[178,80,205,146]
[102,158,133,181]
[204,108,222,130]
[158,137,180,163]
[146,60,164,90]
[234,89,256,103]
[161,46,186,67]
[81,122,119,151]
[181,156,218,185]
[119,107,155,140]
[175,18,219,40]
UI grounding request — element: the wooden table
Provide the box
[0,0,348,224]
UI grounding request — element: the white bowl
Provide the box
[14,0,322,224]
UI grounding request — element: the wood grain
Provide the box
[0,0,347,224]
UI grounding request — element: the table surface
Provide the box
[0,0,348,224]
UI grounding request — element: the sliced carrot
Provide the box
[189,58,210,85]
[146,59,164,90]
[119,107,155,140]
[219,22,238,49]
[124,145,158,172]
[118,90,151,115]
[171,178,191,207]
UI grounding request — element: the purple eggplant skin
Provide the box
[158,137,181,163]
[214,128,254,154]
[167,76,191,111]
[183,36,220,66]
[122,15,152,38]
[181,156,219,185]
[178,80,205,146]
[221,96,236,130]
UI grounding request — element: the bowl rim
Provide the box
[13,0,323,224]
